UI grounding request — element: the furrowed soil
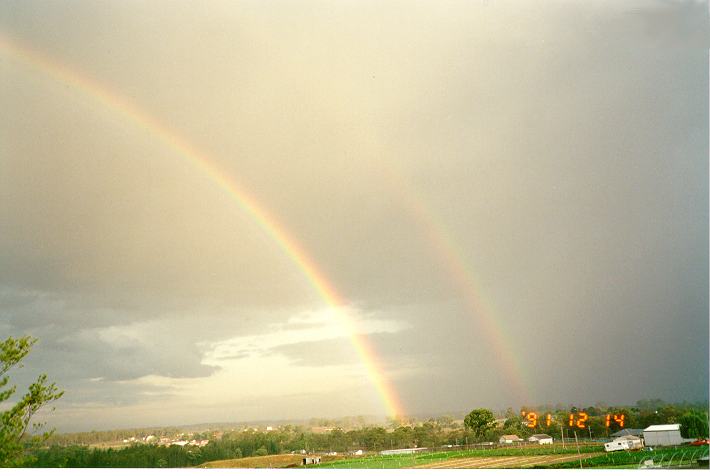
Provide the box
[198,454,340,468]
[416,452,603,469]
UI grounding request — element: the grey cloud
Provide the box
[0,0,707,429]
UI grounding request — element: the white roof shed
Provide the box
[643,424,683,447]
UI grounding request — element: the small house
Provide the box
[302,457,321,465]
[380,448,429,456]
[528,434,553,445]
[499,435,523,444]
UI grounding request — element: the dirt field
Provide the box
[416,452,603,469]
[198,454,342,468]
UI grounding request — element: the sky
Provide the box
[0,0,707,432]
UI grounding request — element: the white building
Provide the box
[499,435,523,444]
[380,448,429,456]
[528,434,553,445]
[643,424,683,447]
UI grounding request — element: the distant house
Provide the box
[610,429,643,438]
[380,448,429,456]
[311,427,334,434]
[499,435,523,444]
[352,449,363,455]
[302,457,321,465]
[528,434,553,445]
[643,424,683,447]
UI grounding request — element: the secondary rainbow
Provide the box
[0,34,405,419]
[376,162,531,403]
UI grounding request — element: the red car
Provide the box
[689,439,709,446]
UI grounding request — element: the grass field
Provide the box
[311,444,709,469]
[312,444,604,469]
[533,446,710,469]
[199,444,709,469]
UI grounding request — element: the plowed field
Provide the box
[416,452,603,469]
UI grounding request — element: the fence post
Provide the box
[574,431,582,469]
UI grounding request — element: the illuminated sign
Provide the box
[520,411,626,430]
[568,412,589,428]
[524,412,553,428]
[605,414,625,428]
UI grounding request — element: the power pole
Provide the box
[574,431,582,469]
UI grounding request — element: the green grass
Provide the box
[532,446,710,469]
[312,444,605,469]
[312,445,709,469]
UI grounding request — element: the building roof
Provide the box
[529,434,552,439]
[611,429,643,437]
[616,435,642,441]
[644,424,680,432]
[500,435,522,440]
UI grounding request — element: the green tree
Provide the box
[679,411,709,439]
[464,408,496,440]
[0,336,63,467]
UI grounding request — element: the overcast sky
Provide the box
[0,0,707,432]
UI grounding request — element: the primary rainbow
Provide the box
[0,34,405,419]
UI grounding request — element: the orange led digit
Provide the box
[576,412,588,429]
[614,414,625,428]
[526,412,538,428]
[605,414,611,427]
[568,414,574,427]
[545,414,552,427]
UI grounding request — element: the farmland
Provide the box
[312,444,604,469]
[198,454,343,468]
[309,444,709,469]
[536,445,710,469]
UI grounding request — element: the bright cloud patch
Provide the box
[203,306,408,364]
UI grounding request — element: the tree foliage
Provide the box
[679,410,709,439]
[464,408,496,440]
[0,336,63,467]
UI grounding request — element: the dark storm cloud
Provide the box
[0,285,285,388]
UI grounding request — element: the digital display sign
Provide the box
[520,411,626,430]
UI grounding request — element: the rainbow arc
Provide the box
[0,34,405,419]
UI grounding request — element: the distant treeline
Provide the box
[24,400,708,468]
